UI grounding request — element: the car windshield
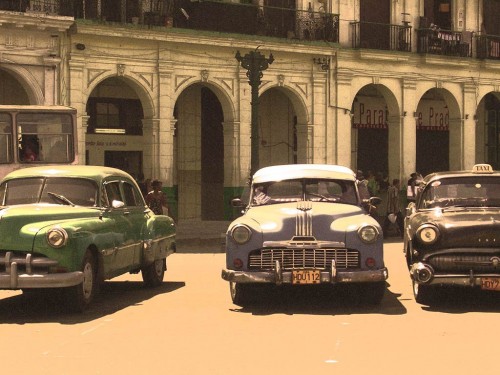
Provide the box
[250,178,358,206]
[0,177,98,207]
[420,176,500,209]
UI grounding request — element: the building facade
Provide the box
[1,0,499,223]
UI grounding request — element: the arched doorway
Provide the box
[477,93,500,169]
[415,89,454,175]
[352,85,390,178]
[85,77,145,179]
[259,88,298,167]
[0,69,30,104]
[175,84,225,221]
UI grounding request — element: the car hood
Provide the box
[231,201,377,243]
[413,207,500,248]
[0,204,100,252]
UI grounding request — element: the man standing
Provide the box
[407,172,419,203]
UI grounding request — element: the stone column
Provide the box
[334,72,354,168]
[223,121,240,187]
[68,58,86,165]
[401,79,417,182]
[296,123,313,164]
[462,83,478,170]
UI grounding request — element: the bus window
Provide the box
[0,113,13,164]
[17,112,74,163]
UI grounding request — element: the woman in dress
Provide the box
[145,179,168,215]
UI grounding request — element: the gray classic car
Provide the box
[222,164,388,306]
[0,166,175,311]
[404,164,500,305]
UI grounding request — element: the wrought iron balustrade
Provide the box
[350,21,411,52]
[417,28,472,57]
[477,34,500,60]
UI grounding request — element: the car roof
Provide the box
[423,164,500,184]
[252,164,356,183]
[2,165,134,182]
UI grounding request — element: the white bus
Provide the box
[0,105,77,178]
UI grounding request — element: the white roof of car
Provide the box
[252,164,356,183]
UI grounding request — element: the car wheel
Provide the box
[142,258,165,287]
[229,282,255,306]
[66,250,98,312]
[413,279,434,305]
[358,281,386,305]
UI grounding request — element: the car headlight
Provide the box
[358,225,379,243]
[416,224,439,244]
[231,225,251,244]
[47,227,68,248]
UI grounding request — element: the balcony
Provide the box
[0,0,338,44]
[477,34,500,60]
[350,21,412,52]
[417,28,472,57]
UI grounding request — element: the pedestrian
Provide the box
[145,179,169,215]
[407,172,419,203]
[383,178,404,237]
[366,171,379,197]
[356,170,370,200]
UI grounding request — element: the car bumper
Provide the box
[410,262,500,287]
[221,267,388,284]
[0,262,83,289]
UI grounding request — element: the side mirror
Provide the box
[112,200,125,209]
[406,202,416,216]
[369,196,382,206]
[231,198,244,207]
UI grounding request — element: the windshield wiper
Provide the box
[47,192,75,206]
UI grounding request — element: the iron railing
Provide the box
[477,34,500,60]
[416,28,472,57]
[0,0,338,43]
[350,21,412,52]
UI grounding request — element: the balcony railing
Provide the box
[477,34,500,60]
[417,28,472,57]
[350,21,412,52]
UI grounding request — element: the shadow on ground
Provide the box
[230,282,407,316]
[0,281,185,324]
[420,286,500,313]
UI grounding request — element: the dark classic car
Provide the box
[404,164,500,304]
[221,164,388,306]
[0,166,175,311]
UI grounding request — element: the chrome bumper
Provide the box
[0,252,83,289]
[222,267,388,284]
[410,261,500,287]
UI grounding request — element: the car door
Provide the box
[101,179,137,276]
[120,179,149,267]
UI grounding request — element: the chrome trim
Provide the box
[222,268,388,284]
[296,201,312,237]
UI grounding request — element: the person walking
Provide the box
[384,178,404,237]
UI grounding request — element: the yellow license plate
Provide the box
[292,270,321,284]
[481,277,500,291]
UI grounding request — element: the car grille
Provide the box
[0,251,57,274]
[428,254,500,273]
[248,248,360,271]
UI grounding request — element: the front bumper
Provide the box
[0,252,83,289]
[410,261,500,287]
[221,267,388,284]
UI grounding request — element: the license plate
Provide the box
[481,277,500,291]
[292,270,321,284]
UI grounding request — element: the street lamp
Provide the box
[235,48,274,177]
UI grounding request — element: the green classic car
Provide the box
[0,166,176,311]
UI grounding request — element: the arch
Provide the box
[86,73,155,119]
[0,66,44,104]
[260,83,309,125]
[351,83,400,183]
[173,78,236,123]
[476,91,500,168]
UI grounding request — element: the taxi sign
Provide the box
[472,164,494,174]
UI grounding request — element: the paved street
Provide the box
[1,241,500,375]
